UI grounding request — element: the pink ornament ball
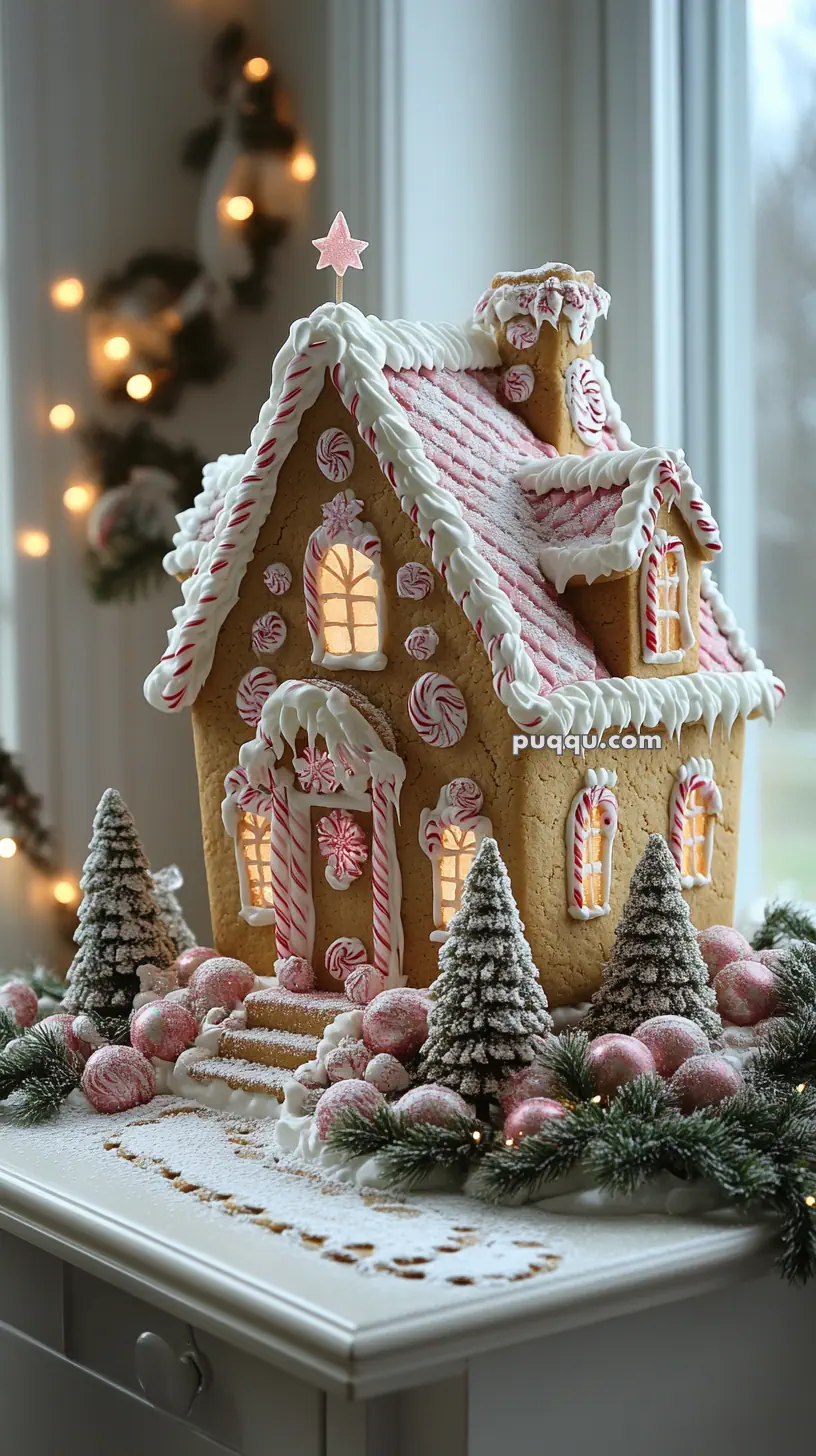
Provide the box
[753,948,784,972]
[587,1034,656,1097]
[500,1060,560,1114]
[395,1084,471,1127]
[324,1038,371,1082]
[276,956,316,993]
[190,957,255,1017]
[37,1013,93,1061]
[344,963,387,1006]
[81,1045,156,1114]
[697,925,753,979]
[633,1016,711,1078]
[669,1053,743,1113]
[173,946,218,988]
[130,1001,197,1062]
[361,988,429,1061]
[713,959,777,1026]
[504,1097,566,1143]
[314,1078,385,1141]
[364,1052,412,1093]
[0,979,38,1029]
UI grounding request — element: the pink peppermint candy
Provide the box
[404,625,438,661]
[173,946,217,987]
[564,358,607,447]
[293,746,337,794]
[82,1045,156,1114]
[447,778,484,817]
[396,562,434,599]
[324,1037,371,1082]
[130,1001,197,1062]
[316,428,355,482]
[670,1053,742,1113]
[275,956,316,993]
[505,316,539,350]
[263,562,292,596]
[37,1014,94,1062]
[344,963,387,1005]
[325,936,367,981]
[408,672,468,748]
[361,988,430,1062]
[317,808,368,889]
[504,1098,566,1142]
[236,667,277,727]
[500,364,535,403]
[251,611,286,656]
[365,1053,412,1093]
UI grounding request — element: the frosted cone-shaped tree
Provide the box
[582,833,722,1041]
[418,837,552,1108]
[63,789,176,1016]
[151,864,197,957]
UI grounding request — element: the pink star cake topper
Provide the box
[312,211,368,301]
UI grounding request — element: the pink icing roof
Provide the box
[697,594,745,674]
[386,366,608,696]
[525,482,626,550]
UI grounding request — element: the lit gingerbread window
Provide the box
[669,758,722,888]
[304,491,386,670]
[221,767,277,928]
[420,779,492,941]
[237,812,275,912]
[565,769,618,920]
[640,530,694,665]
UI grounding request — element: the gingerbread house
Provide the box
[146,263,783,1023]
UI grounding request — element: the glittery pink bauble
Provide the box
[190,957,255,1017]
[173,946,218,987]
[713,960,777,1026]
[344,964,387,1006]
[130,1001,197,1062]
[324,1038,371,1083]
[669,1053,743,1112]
[697,926,753,979]
[633,1016,710,1078]
[314,1078,384,1141]
[499,1060,559,1114]
[753,948,784,972]
[0,980,38,1028]
[504,1098,566,1142]
[37,1014,92,1061]
[276,956,316,993]
[361,988,430,1061]
[396,1084,471,1127]
[364,1052,412,1093]
[81,1045,156,1114]
[587,1034,656,1096]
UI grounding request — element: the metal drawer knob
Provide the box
[136,1330,209,1417]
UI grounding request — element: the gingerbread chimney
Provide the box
[474,263,610,454]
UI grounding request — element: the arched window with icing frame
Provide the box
[565,769,619,920]
[304,491,386,671]
[419,779,492,941]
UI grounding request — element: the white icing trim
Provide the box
[419,780,492,937]
[517,447,722,594]
[565,768,618,920]
[668,757,722,888]
[639,532,694,665]
[589,356,633,449]
[474,268,611,346]
[164,452,245,577]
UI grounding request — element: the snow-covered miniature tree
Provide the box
[418,837,553,1113]
[582,833,722,1041]
[63,789,175,1017]
[151,864,197,957]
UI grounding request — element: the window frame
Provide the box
[419,780,492,943]
[639,531,694,665]
[565,768,619,921]
[668,757,723,890]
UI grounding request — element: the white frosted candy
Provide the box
[236,667,277,727]
[499,364,535,403]
[275,956,316,993]
[325,937,367,982]
[251,611,286,655]
[263,562,292,596]
[404,624,438,660]
[324,1038,371,1083]
[396,562,433,599]
[364,1053,412,1093]
[71,1013,108,1050]
[505,316,539,350]
[408,672,468,748]
[316,427,355,482]
[294,1059,329,1089]
[564,357,607,447]
[344,963,387,1005]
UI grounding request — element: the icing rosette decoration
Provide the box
[396,562,433,599]
[404,624,438,661]
[446,777,484,817]
[564,357,607,447]
[316,808,368,890]
[263,562,292,596]
[505,316,539,350]
[316,428,355,483]
[325,936,368,981]
[408,672,468,748]
[293,745,337,794]
[499,364,535,403]
[251,611,286,656]
[236,667,277,727]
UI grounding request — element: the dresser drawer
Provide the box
[0,1226,64,1348]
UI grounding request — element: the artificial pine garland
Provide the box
[751,899,816,951]
[0,1026,83,1126]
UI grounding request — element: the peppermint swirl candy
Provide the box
[325,936,368,982]
[408,672,468,748]
[564,357,607,447]
[81,1045,156,1113]
[263,562,292,596]
[316,427,355,482]
[505,317,538,350]
[447,777,484,818]
[500,364,535,403]
[251,611,286,656]
[396,562,434,599]
[237,667,277,726]
[404,624,438,661]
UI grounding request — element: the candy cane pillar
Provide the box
[269,782,293,959]
[371,777,404,985]
[287,795,315,959]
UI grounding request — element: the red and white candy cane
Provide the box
[668,761,721,879]
[564,358,607,448]
[269,780,293,958]
[236,667,277,727]
[316,427,355,482]
[287,794,313,958]
[371,777,397,980]
[640,534,687,660]
[408,672,468,748]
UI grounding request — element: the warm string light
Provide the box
[18,529,50,558]
[48,402,76,431]
[290,150,317,183]
[50,276,84,309]
[52,879,79,906]
[590,1094,602,1104]
[102,334,131,361]
[243,56,270,81]
[471,1129,481,1143]
[126,373,153,401]
[0,837,17,859]
[63,482,96,515]
[221,194,254,222]
[796,1082,807,1094]
[805,1195,816,1209]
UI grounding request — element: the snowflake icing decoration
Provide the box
[321,491,364,540]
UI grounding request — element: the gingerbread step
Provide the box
[245,987,352,1036]
[219,1026,320,1070]
[188,1057,292,1100]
